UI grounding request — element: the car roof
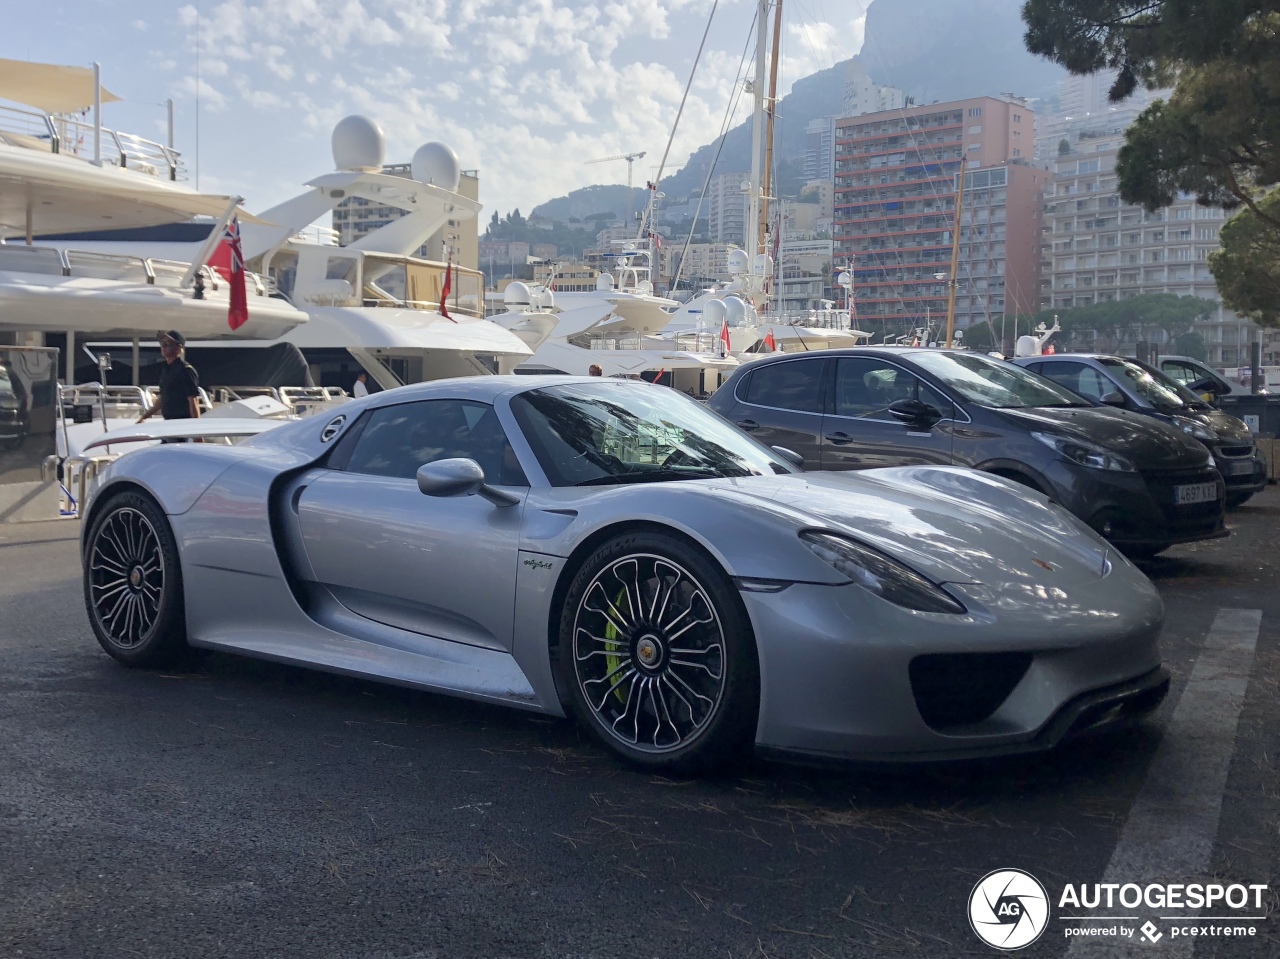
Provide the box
[359,374,651,408]
[739,346,965,366]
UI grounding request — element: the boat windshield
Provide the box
[910,351,1092,409]
[1098,358,1209,411]
[510,382,791,487]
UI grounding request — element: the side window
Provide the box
[344,400,527,486]
[742,359,825,413]
[834,358,952,419]
[1163,361,1196,386]
[1038,361,1108,400]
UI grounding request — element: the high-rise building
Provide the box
[1040,132,1262,366]
[842,62,907,119]
[1058,71,1117,118]
[332,163,479,269]
[804,117,836,181]
[833,96,1038,332]
[705,172,749,246]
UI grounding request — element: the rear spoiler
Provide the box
[80,418,286,453]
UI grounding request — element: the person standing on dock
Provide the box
[138,331,201,421]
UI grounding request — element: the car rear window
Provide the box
[743,359,824,413]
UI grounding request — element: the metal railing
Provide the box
[0,246,272,296]
[0,104,184,180]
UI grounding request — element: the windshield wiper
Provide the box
[576,467,735,486]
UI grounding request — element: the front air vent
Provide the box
[319,415,346,443]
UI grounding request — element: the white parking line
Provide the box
[1065,607,1262,957]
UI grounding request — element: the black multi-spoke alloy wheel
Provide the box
[83,492,189,667]
[559,531,759,774]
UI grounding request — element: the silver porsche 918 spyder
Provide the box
[81,376,1169,773]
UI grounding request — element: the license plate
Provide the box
[1228,460,1255,476]
[1175,482,1219,505]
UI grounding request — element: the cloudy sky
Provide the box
[6,0,871,218]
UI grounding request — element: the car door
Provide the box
[293,399,528,651]
[821,357,956,470]
[724,357,828,467]
[1035,360,1119,404]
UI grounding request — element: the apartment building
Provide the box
[842,62,906,119]
[331,163,479,269]
[833,96,1037,330]
[705,173,749,246]
[1040,132,1264,366]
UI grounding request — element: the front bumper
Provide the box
[743,572,1165,762]
[1213,446,1267,495]
[1047,461,1228,549]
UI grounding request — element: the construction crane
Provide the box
[584,151,646,230]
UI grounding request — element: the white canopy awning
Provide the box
[284,306,534,357]
[0,58,121,114]
[0,144,266,239]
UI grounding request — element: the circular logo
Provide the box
[968,869,1049,951]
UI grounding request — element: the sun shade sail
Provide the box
[0,58,122,114]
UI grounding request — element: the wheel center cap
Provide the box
[129,566,143,590]
[636,634,663,667]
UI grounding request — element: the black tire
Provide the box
[1226,491,1254,509]
[83,491,190,668]
[557,530,759,775]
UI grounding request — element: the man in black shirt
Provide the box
[138,330,201,421]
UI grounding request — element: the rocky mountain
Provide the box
[529,0,1064,222]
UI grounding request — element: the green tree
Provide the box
[1021,1,1280,324]
[1208,189,1280,324]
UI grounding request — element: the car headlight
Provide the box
[1032,431,1136,473]
[0,398,18,410]
[800,531,967,614]
[1171,415,1216,442]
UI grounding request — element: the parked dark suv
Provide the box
[1013,353,1267,507]
[708,348,1227,556]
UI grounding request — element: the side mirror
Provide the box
[888,398,943,425]
[771,446,806,470]
[416,458,519,507]
[1100,391,1127,407]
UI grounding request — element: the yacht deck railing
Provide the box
[0,103,185,180]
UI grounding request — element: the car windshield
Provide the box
[1099,358,1207,411]
[909,351,1091,409]
[510,382,790,487]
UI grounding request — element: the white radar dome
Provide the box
[596,272,616,292]
[504,282,532,309]
[837,271,853,287]
[702,298,728,327]
[723,295,748,327]
[1015,334,1042,357]
[332,115,385,172]
[412,142,461,191]
[536,288,555,310]
[754,253,774,277]
[726,249,750,275]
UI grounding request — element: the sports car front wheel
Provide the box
[559,531,759,774]
[83,492,190,668]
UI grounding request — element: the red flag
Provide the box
[222,217,248,331]
[439,257,455,322]
[719,318,732,354]
[763,327,777,352]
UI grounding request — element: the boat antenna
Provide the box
[636,0,721,241]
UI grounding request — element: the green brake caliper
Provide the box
[605,587,629,704]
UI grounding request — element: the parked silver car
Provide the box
[81,377,1168,772]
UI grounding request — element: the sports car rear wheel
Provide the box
[84,492,189,668]
[559,531,759,774]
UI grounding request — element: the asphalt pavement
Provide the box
[1,491,1278,959]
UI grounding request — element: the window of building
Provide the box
[1077,160,1100,174]
[969,107,983,117]
[968,125,982,135]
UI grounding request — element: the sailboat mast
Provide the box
[747,0,768,263]
[945,162,967,348]
[760,0,783,253]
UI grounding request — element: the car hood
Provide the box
[704,467,1114,590]
[997,406,1211,469]
[1192,408,1254,443]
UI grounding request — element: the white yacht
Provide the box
[491,246,740,393]
[0,58,310,349]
